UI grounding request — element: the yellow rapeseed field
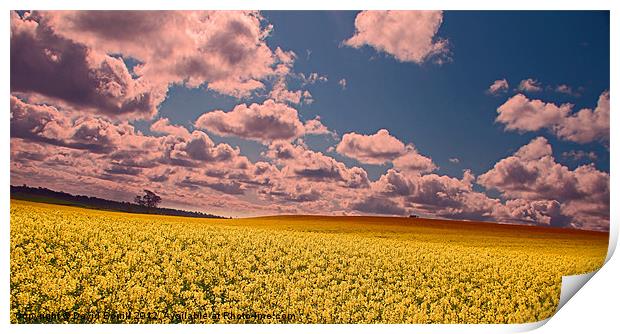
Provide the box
[10,200,608,324]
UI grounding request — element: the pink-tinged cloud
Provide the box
[268,77,310,105]
[11,12,164,119]
[299,72,328,85]
[496,94,572,132]
[554,91,609,143]
[478,137,609,229]
[514,136,552,160]
[518,78,542,92]
[349,196,408,216]
[392,148,437,174]
[10,95,138,153]
[498,199,568,227]
[38,11,283,98]
[361,168,501,221]
[562,150,597,162]
[344,11,449,64]
[303,116,333,136]
[336,129,436,173]
[12,96,353,215]
[150,118,191,138]
[496,91,609,144]
[169,131,240,164]
[487,79,509,94]
[555,84,574,95]
[195,100,306,142]
[266,141,370,188]
[336,129,405,164]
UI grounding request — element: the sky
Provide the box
[9,10,610,230]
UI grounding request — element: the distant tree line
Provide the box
[10,185,228,219]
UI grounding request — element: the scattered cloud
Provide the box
[562,150,598,162]
[268,78,304,105]
[555,84,574,95]
[518,78,542,92]
[300,72,328,86]
[487,79,509,95]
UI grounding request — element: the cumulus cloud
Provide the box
[349,137,609,229]
[344,10,450,64]
[195,100,335,143]
[518,78,542,92]
[392,148,437,174]
[496,91,609,144]
[487,79,509,95]
[11,10,304,124]
[554,91,609,143]
[38,11,283,97]
[10,93,268,211]
[496,94,571,132]
[498,199,570,227]
[195,100,305,142]
[336,129,404,164]
[169,131,239,164]
[10,95,609,229]
[266,141,370,188]
[478,137,609,229]
[10,95,136,153]
[365,168,500,221]
[11,12,164,119]
[336,129,436,173]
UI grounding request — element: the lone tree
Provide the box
[134,190,162,208]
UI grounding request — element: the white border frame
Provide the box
[2,1,617,333]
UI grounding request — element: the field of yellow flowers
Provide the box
[10,200,608,324]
